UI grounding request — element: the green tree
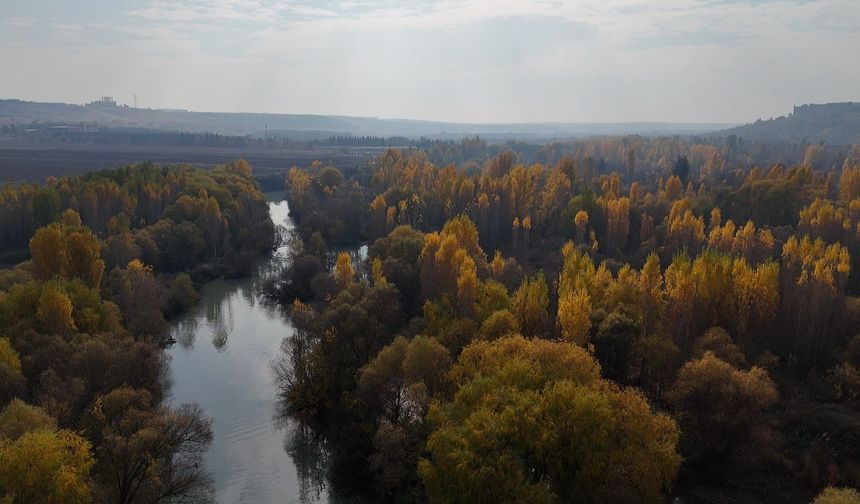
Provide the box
[420,335,680,504]
[671,155,690,183]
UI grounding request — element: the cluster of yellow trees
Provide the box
[277,144,860,501]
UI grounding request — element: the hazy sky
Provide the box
[1,0,858,123]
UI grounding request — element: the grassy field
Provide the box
[0,143,373,184]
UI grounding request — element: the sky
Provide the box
[1,0,858,124]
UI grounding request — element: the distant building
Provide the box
[88,96,117,107]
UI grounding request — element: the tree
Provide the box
[0,402,94,504]
[64,228,105,289]
[672,155,690,183]
[358,335,453,495]
[334,251,355,289]
[839,166,860,203]
[692,327,747,368]
[0,399,56,440]
[199,197,223,258]
[0,340,25,404]
[164,273,199,317]
[358,335,451,426]
[32,187,60,228]
[103,260,166,338]
[29,220,104,288]
[29,225,66,282]
[666,352,777,463]
[476,309,520,341]
[419,335,680,504]
[779,235,850,367]
[86,387,213,504]
[37,284,76,335]
[813,487,860,504]
[639,253,664,338]
[575,210,589,244]
[420,216,485,312]
[606,197,630,254]
[513,273,549,337]
[557,288,591,346]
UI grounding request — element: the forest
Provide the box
[1,133,860,503]
[268,135,860,503]
[0,160,275,502]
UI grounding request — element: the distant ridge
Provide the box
[717,102,860,144]
[0,98,732,140]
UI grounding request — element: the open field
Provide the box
[0,143,377,184]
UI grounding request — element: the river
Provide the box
[166,197,335,504]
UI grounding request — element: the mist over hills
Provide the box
[0,98,731,140]
[3,98,858,145]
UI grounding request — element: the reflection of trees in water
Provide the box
[272,335,363,504]
[273,333,330,504]
[175,317,199,349]
[182,474,216,504]
[205,291,234,351]
[283,422,331,504]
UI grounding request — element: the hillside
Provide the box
[0,98,730,140]
[719,102,860,144]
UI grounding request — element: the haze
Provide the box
[1,0,859,124]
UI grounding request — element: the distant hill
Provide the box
[0,98,731,141]
[718,103,860,144]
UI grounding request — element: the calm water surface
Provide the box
[167,198,331,504]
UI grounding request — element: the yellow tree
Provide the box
[371,258,387,286]
[839,165,860,203]
[456,253,478,316]
[667,199,705,253]
[0,399,94,504]
[30,220,104,288]
[661,175,683,201]
[557,288,591,346]
[334,251,355,289]
[731,259,779,353]
[779,235,851,366]
[639,253,665,337]
[29,224,66,281]
[812,487,860,504]
[287,167,311,214]
[420,216,485,307]
[513,273,549,337]
[574,210,589,245]
[370,195,387,238]
[539,168,571,227]
[36,284,76,336]
[664,253,697,349]
[65,228,105,289]
[606,197,630,254]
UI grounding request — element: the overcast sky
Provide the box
[1,0,858,123]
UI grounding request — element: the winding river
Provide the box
[166,196,334,504]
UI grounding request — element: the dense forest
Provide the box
[0,161,275,502]
[268,135,860,503]
[3,133,860,502]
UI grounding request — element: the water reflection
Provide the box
[175,316,199,349]
[167,197,337,504]
[282,422,331,504]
